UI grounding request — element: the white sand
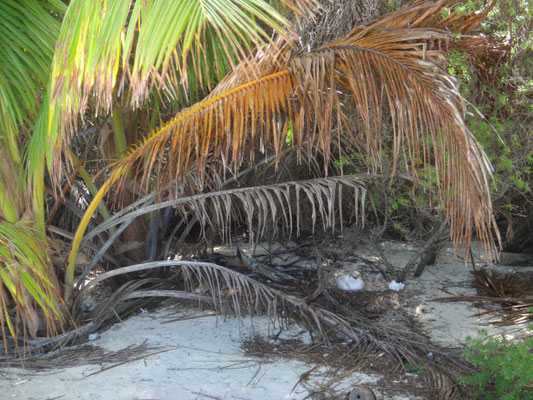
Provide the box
[3,308,392,400]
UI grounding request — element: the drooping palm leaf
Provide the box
[69,1,500,278]
[88,176,366,240]
[289,36,498,253]
[297,0,500,255]
[74,259,393,353]
[71,258,472,398]
[70,175,367,287]
[114,70,297,192]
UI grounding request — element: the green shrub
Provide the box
[460,328,533,399]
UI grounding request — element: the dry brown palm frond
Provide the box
[432,269,533,326]
[72,172,366,287]
[83,175,367,247]
[473,268,533,326]
[0,258,367,357]
[107,69,298,196]
[173,175,368,242]
[76,260,362,341]
[473,268,533,298]
[5,257,472,397]
[433,294,533,326]
[289,33,499,255]
[77,260,473,399]
[37,0,323,191]
[70,0,500,273]
[0,279,160,360]
[11,342,155,371]
[356,0,496,34]
[206,36,296,98]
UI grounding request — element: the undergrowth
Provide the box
[461,323,533,400]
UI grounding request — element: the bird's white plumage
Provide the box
[335,272,364,291]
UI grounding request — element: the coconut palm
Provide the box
[1,0,500,363]
[55,5,502,393]
[0,0,316,345]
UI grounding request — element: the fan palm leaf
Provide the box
[68,0,500,279]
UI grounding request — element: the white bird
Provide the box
[335,272,365,291]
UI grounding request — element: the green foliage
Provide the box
[285,122,293,145]
[444,0,533,251]
[392,222,409,235]
[404,362,423,373]
[0,0,65,165]
[467,115,531,195]
[461,328,533,399]
[333,154,354,169]
[388,195,409,213]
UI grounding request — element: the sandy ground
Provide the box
[352,241,533,346]
[2,309,410,400]
[2,241,532,400]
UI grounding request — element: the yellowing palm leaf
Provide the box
[0,222,64,340]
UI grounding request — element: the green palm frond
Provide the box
[0,222,64,339]
[0,0,68,342]
[47,0,316,131]
[0,0,65,165]
[0,147,21,223]
[32,0,319,203]
[24,0,316,216]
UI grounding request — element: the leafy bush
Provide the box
[461,328,533,399]
[446,0,533,251]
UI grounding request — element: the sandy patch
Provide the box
[2,307,416,400]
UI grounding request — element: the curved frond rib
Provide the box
[67,71,297,274]
[114,70,297,194]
